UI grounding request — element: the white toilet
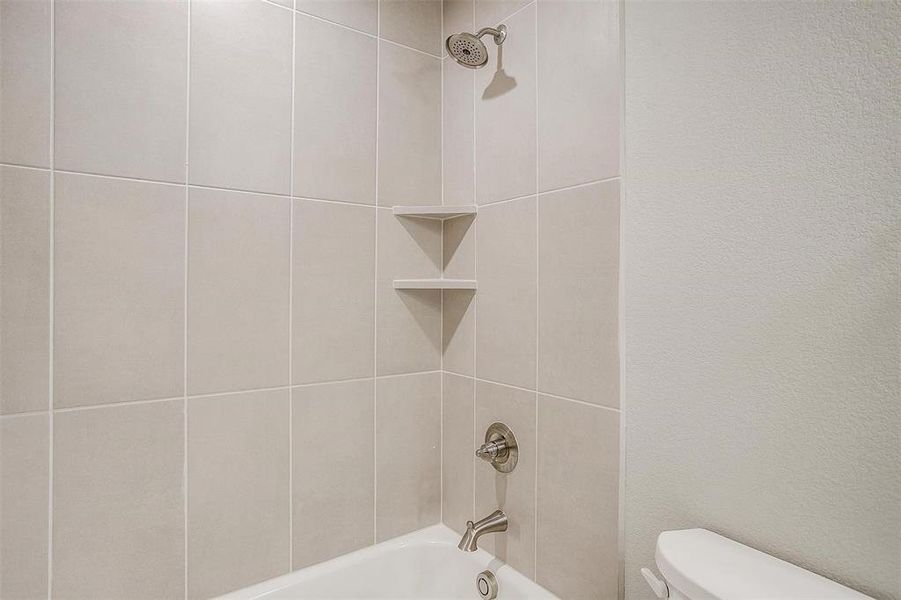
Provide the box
[641,529,873,600]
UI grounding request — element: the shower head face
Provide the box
[446,33,488,68]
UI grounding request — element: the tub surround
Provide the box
[439,0,622,598]
[0,0,621,599]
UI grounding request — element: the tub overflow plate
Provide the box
[477,570,498,599]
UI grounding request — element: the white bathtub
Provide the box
[219,524,558,599]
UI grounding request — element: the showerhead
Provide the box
[446,24,507,69]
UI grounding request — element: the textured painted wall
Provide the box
[623,2,900,599]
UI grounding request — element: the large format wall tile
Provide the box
[443,58,475,206]
[538,0,620,190]
[443,0,474,59]
[475,198,537,389]
[189,0,293,195]
[53,400,185,599]
[54,174,184,408]
[443,289,476,376]
[475,4,536,204]
[187,390,290,598]
[442,373,474,534]
[293,200,374,383]
[376,214,442,375]
[296,0,378,35]
[442,215,476,375]
[376,373,441,540]
[380,0,442,56]
[537,395,619,599]
[0,0,51,166]
[187,187,290,395]
[538,181,619,406]
[1,167,50,414]
[293,380,374,568]
[55,0,187,182]
[475,0,531,28]
[0,415,49,599]
[474,380,536,578]
[295,15,377,205]
[378,42,442,206]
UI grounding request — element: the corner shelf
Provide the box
[393,279,477,290]
[392,205,477,220]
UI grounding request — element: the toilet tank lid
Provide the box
[655,529,872,600]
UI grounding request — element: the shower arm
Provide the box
[475,25,507,46]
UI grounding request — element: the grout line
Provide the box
[53,395,185,414]
[36,372,447,418]
[477,176,622,210]
[0,410,50,420]
[0,162,52,172]
[533,0,540,578]
[288,0,297,571]
[441,371,622,414]
[372,0,380,545]
[439,0,445,520]
[53,167,186,188]
[616,0,627,595]
[379,36,444,61]
[294,195,383,210]
[471,0,477,524]
[188,385,292,400]
[495,0,536,26]
[7,162,396,211]
[262,0,445,61]
[183,0,192,594]
[47,0,55,593]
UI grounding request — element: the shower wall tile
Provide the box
[0,167,50,414]
[294,14,377,205]
[474,380,536,578]
[376,372,441,541]
[442,215,477,376]
[538,0,620,190]
[443,0,474,59]
[444,214,476,279]
[538,181,619,407]
[189,0,293,195]
[443,290,476,376]
[475,197,537,389]
[442,58,475,206]
[474,3,536,204]
[441,0,622,594]
[378,42,442,206]
[475,0,531,27]
[187,187,290,396]
[296,0,378,35]
[293,200,375,384]
[376,214,442,376]
[380,0,443,56]
[53,173,184,408]
[54,0,187,182]
[0,415,49,600]
[442,373,475,534]
[537,395,619,599]
[0,0,51,167]
[293,380,375,568]
[187,389,290,599]
[53,400,185,599]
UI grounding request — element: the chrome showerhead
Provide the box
[446,24,507,69]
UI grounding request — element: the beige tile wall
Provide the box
[440,0,622,597]
[1,0,621,597]
[0,0,444,597]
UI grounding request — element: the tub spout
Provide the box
[457,509,508,552]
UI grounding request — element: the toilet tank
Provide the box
[654,529,873,600]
